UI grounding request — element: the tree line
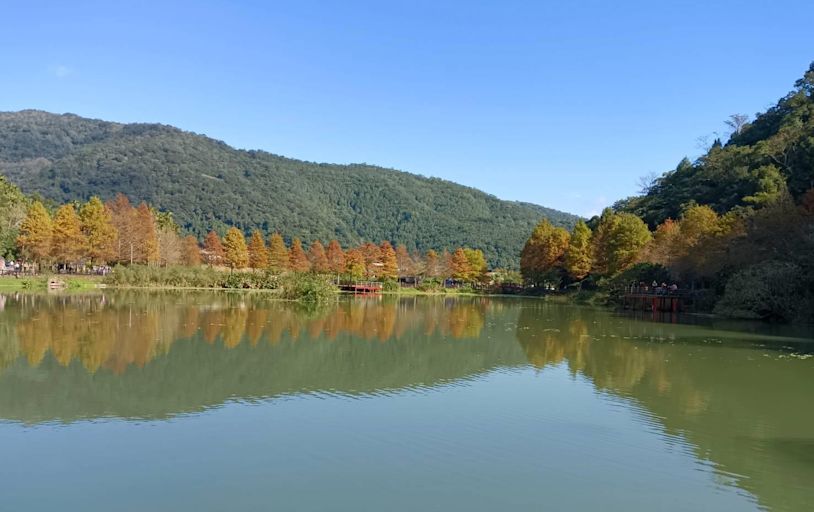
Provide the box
[10,190,492,285]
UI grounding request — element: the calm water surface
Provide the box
[0,291,812,511]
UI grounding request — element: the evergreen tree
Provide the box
[223,227,249,269]
[182,235,202,266]
[308,240,330,273]
[247,230,269,269]
[288,238,310,272]
[203,230,225,266]
[564,220,593,280]
[0,176,28,258]
[52,204,87,264]
[379,241,398,280]
[17,201,52,265]
[267,233,289,273]
[80,196,117,265]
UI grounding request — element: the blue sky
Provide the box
[1,1,812,216]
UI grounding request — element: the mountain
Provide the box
[618,62,814,227]
[0,110,577,268]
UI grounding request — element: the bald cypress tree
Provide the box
[288,238,310,273]
[80,196,117,265]
[267,233,289,273]
[379,241,398,280]
[203,231,225,266]
[223,227,249,269]
[308,240,329,273]
[248,230,269,269]
[17,201,53,267]
[52,204,87,265]
[182,235,202,266]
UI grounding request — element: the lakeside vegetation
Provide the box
[0,183,511,300]
[519,63,814,322]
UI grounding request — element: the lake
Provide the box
[0,291,811,511]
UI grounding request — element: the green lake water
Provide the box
[0,291,811,511]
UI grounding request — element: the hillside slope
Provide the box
[0,110,577,268]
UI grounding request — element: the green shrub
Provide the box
[714,261,809,321]
[381,279,400,292]
[103,265,279,290]
[279,273,337,303]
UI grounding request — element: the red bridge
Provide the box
[339,281,383,294]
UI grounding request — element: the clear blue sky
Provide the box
[2,1,812,216]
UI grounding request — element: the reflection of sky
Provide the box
[0,364,759,512]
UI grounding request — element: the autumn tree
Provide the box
[451,248,472,282]
[267,233,289,273]
[182,235,202,266]
[646,218,681,268]
[420,250,436,280]
[326,239,345,275]
[605,213,652,275]
[379,241,398,280]
[248,230,269,269]
[344,248,366,280]
[133,203,159,264]
[78,197,117,265]
[395,244,414,279]
[463,248,488,284]
[361,242,381,279]
[520,219,570,287]
[223,227,249,269]
[564,220,593,280]
[590,208,615,275]
[155,211,181,266]
[16,201,52,266]
[106,193,136,263]
[203,230,225,266]
[52,204,87,265]
[308,240,330,273]
[288,238,310,272]
[440,249,453,282]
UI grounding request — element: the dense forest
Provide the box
[0,110,577,268]
[520,62,814,322]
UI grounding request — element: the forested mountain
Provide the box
[618,63,814,226]
[517,63,814,321]
[0,110,577,268]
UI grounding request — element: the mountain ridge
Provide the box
[0,110,578,268]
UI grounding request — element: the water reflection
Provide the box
[1,292,492,376]
[0,292,811,511]
[515,302,814,512]
[0,292,518,423]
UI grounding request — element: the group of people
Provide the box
[629,281,679,294]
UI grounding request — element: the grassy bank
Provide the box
[102,265,337,303]
[0,275,102,290]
